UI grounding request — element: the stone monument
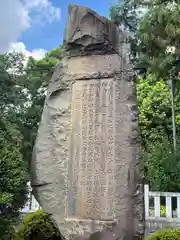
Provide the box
[31,5,144,240]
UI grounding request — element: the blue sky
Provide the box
[0,0,118,58]
[19,0,116,52]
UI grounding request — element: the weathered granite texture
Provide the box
[63,5,118,56]
[31,5,144,240]
[31,53,144,240]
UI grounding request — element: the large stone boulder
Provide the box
[31,5,144,240]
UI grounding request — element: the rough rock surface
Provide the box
[31,5,144,240]
[63,5,118,56]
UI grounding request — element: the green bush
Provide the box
[0,217,17,240]
[149,205,166,217]
[6,226,17,240]
[0,226,17,240]
[17,210,62,240]
[144,140,180,193]
[160,206,166,217]
[147,228,180,240]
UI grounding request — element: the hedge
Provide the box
[149,205,166,217]
[17,210,62,240]
[147,228,180,240]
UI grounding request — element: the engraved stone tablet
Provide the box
[68,79,116,220]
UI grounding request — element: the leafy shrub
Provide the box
[160,206,166,217]
[0,227,17,240]
[147,228,180,240]
[144,140,180,193]
[149,205,166,217]
[6,226,17,240]
[17,210,62,240]
[0,217,18,240]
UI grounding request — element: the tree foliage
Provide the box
[19,46,64,165]
[0,46,64,238]
[110,0,180,77]
[144,140,180,192]
[109,0,148,69]
[137,74,173,147]
[136,74,180,191]
[137,0,180,77]
[109,0,142,32]
[0,52,29,238]
[0,52,28,210]
[110,0,180,191]
[0,217,17,240]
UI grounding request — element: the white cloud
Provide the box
[22,0,61,23]
[0,0,30,53]
[9,42,47,60]
[7,42,47,77]
[0,0,60,53]
[29,49,47,60]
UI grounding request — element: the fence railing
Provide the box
[20,182,41,213]
[144,184,180,221]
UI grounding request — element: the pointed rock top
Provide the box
[63,5,119,56]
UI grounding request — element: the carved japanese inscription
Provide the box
[68,79,116,220]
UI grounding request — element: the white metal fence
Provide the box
[144,184,180,235]
[144,184,180,220]
[20,182,41,213]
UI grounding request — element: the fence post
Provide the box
[154,196,160,217]
[177,197,180,218]
[166,196,172,218]
[27,182,31,211]
[144,184,149,218]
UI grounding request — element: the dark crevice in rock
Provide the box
[49,89,64,99]
[31,182,51,187]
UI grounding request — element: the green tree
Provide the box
[136,74,180,191]
[110,0,180,77]
[18,45,64,166]
[145,140,180,192]
[109,0,148,69]
[110,1,180,192]
[137,0,180,77]
[136,74,173,147]
[109,0,141,32]
[0,45,63,238]
[0,52,29,238]
[137,74,180,148]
